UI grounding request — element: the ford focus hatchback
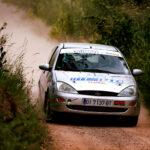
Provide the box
[38,43,142,126]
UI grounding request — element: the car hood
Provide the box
[55,71,136,93]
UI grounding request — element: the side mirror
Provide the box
[133,69,143,76]
[39,63,52,71]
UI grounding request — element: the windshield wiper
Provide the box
[59,68,80,72]
[81,69,117,74]
[56,68,118,74]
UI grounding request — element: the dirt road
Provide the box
[1,2,150,150]
[48,107,150,150]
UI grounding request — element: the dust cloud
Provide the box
[0,2,58,99]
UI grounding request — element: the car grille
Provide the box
[77,91,118,96]
[66,105,128,113]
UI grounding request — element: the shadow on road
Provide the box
[47,113,131,127]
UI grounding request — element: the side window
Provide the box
[49,46,58,67]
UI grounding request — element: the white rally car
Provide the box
[38,43,143,126]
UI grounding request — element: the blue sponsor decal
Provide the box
[93,78,98,81]
[70,77,124,84]
[116,80,119,83]
[105,78,108,82]
[110,79,114,83]
[83,99,87,105]
[87,78,94,81]
[99,78,103,82]
[76,77,80,81]
[81,77,86,81]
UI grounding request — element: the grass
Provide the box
[0,23,51,150]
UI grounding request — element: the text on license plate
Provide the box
[83,99,112,106]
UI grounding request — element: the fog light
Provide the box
[67,99,72,105]
[57,97,64,103]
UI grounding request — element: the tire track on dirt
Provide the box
[48,106,150,150]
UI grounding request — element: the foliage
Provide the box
[0,23,46,150]
[2,0,150,109]
[0,23,7,73]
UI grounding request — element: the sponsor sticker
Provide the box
[70,77,123,84]
[60,49,122,57]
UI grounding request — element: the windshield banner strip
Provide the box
[60,49,122,57]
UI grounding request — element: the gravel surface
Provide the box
[48,107,150,150]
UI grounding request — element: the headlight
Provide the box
[57,82,78,94]
[118,86,137,97]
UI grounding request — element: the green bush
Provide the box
[0,23,46,150]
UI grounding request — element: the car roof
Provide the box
[61,43,119,52]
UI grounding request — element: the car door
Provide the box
[38,46,58,104]
[44,46,58,92]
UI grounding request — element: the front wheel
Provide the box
[124,116,139,126]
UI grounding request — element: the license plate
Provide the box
[83,99,112,106]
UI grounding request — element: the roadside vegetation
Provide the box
[0,23,49,150]
[2,0,150,109]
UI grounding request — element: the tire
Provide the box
[44,89,55,122]
[124,116,139,126]
[37,81,42,109]
[43,90,49,113]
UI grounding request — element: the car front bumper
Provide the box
[51,91,140,116]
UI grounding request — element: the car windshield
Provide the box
[55,51,130,74]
